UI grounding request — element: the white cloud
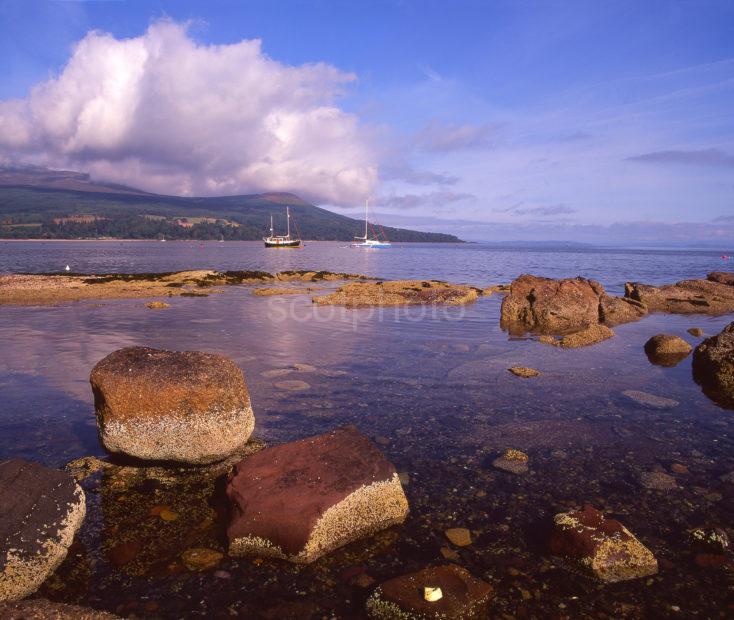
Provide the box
[0,19,377,205]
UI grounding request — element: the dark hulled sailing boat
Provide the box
[263,206,302,248]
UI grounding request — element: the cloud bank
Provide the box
[0,20,377,204]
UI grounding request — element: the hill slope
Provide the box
[0,167,460,242]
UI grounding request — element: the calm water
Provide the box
[1,241,733,618]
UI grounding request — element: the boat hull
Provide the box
[264,238,302,248]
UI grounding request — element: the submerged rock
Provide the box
[640,471,678,491]
[492,449,529,474]
[688,327,704,337]
[90,346,254,464]
[145,301,170,309]
[692,321,734,408]
[0,599,118,619]
[312,280,480,307]
[181,547,223,571]
[365,564,493,619]
[226,426,409,563]
[508,366,541,378]
[549,504,658,583]
[644,334,692,367]
[500,274,645,335]
[625,278,734,315]
[622,390,679,410]
[0,459,86,601]
[445,528,472,547]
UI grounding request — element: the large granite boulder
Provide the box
[1,460,86,601]
[692,321,734,408]
[90,347,254,464]
[549,504,657,583]
[625,279,734,315]
[644,334,692,367]
[0,599,118,619]
[365,564,493,619]
[226,426,409,563]
[501,274,646,336]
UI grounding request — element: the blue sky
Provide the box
[1,0,733,242]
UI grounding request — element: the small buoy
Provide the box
[65,265,71,272]
[423,586,443,602]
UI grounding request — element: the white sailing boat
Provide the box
[263,206,302,248]
[351,199,391,248]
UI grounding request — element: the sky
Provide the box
[0,0,733,243]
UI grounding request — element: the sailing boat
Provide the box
[351,199,391,248]
[263,206,302,248]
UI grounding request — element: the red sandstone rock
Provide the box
[625,279,734,315]
[90,346,254,464]
[707,272,734,286]
[365,564,493,619]
[226,426,409,563]
[644,334,692,367]
[500,274,645,336]
[692,321,734,408]
[549,504,658,583]
[0,459,86,601]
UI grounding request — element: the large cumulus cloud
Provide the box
[0,20,377,204]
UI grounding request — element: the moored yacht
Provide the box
[264,207,302,248]
[351,199,391,248]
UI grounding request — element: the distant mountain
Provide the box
[0,166,461,242]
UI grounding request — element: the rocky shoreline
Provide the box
[2,270,734,617]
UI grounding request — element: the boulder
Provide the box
[549,504,658,583]
[707,272,734,286]
[692,321,734,408]
[90,346,254,464]
[365,564,493,619]
[0,599,118,619]
[644,334,692,367]
[625,279,734,315]
[688,327,704,337]
[226,426,409,563]
[500,274,645,336]
[1,460,86,601]
[500,275,604,333]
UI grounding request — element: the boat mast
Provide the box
[287,206,291,238]
[365,199,369,239]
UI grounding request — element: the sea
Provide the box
[0,240,732,617]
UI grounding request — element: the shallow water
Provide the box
[1,242,733,618]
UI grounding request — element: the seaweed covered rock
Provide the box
[500,274,645,336]
[90,346,254,464]
[644,334,692,367]
[549,504,658,583]
[1,460,86,601]
[692,321,734,408]
[365,564,493,619]
[625,279,734,315]
[312,280,480,307]
[226,426,409,563]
